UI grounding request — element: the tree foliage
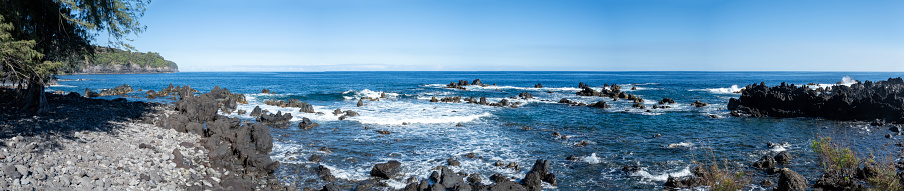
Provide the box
[0,0,150,114]
[59,46,178,73]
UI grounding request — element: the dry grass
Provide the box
[811,134,903,190]
[810,136,860,176]
[864,155,903,191]
[694,160,750,191]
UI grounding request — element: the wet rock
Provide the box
[98,84,134,96]
[84,88,101,97]
[489,181,527,191]
[506,162,519,170]
[658,98,676,104]
[376,130,390,135]
[467,173,482,184]
[774,151,792,164]
[317,165,336,181]
[321,183,341,191]
[576,87,599,96]
[447,158,460,166]
[521,159,557,189]
[534,83,543,88]
[495,160,505,167]
[370,160,402,179]
[257,111,292,128]
[261,88,271,94]
[664,176,704,189]
[308,154,322,162]
[518,92,533,99]
[754,155,775,169]
[250,106,262,117]
[430,97,439,102]
[691,100,708,107]
[728,78,904,123]
[776,168,807,191]
[333,108,343,115]
[298,117,319,130]
[357,99,364,107]
[760,179,774,186]
[587,101,610,109]
[439,166,468,189]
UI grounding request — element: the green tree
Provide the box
[0,0,149,114]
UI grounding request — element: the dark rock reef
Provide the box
[159,87,290,190]
[728,77,904,123]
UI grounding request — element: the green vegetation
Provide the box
[864,156,904,191]
[694,159,750,191]
[811,134,903,190]
[61,46,178,72]
[810,136,860,176]
[0,0,150,114]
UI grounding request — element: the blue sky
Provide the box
[111,0,904,71]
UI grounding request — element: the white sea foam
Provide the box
[666,142,694,148]
[423,83,581,92]
[48,84,77,88]
[770,143,790,152]
[840,76,857,85]
[343,89,399,100]
[346,99,494,125]
[631,167,692,182]
[690,85,742,94]
[584,153,601,164]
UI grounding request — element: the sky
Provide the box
[106,0,904,72]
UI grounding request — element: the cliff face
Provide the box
[64,46,179,74]
[73,63,178,74]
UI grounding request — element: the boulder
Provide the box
[370,160,402,179]
[774,151,792,164]
[691,100,708,107]
[439,166,468,189]
[534,83,543,88]
[753,155,775,169]
[250,106,263,116]
[518,92,533,99]
[298,117,319,130]
[357,99,364,107]
[521,159,557,189]
[257,111,292,128]
[174,94,219,122]
[317,165,336,181]
[588,101,610,109]
[658,98,676,104]
[488,181,527,191]
[84,88,100,97]
[776,168,807,191]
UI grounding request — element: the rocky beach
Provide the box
[17,71,904,190]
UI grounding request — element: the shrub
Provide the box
[810,136,859,176]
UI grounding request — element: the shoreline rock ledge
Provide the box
[728,77,904,124]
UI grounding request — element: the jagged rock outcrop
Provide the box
[728,78,904,123]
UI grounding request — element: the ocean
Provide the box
[48,71,904,190]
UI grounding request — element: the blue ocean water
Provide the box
[49,71,904,190]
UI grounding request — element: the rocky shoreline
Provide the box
[0,87,290,190]
[728,77,904,124]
